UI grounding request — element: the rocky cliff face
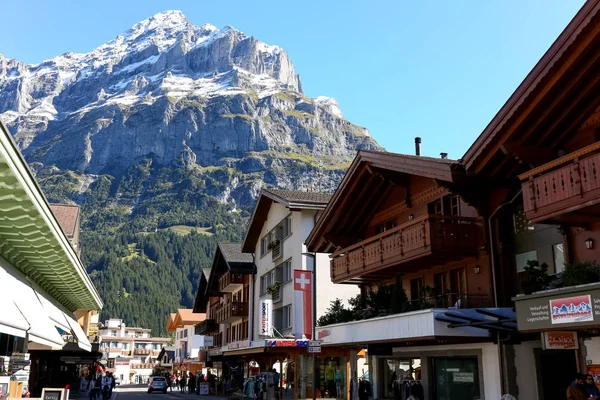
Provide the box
[0,11,379,210]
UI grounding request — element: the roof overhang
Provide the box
[462,0,600,177]
[0,120,102,311]
[193,271,209,314]
[242,189,329,253]
[306,150,465,252]
[315,308,493,346]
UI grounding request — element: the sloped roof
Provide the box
[49,204,80,237]
[242,188,332,252]
[219,243,254,265]
[166,313,177,333]
[263,189,332,206]
[462,0,600,176]
[173,308,205,328]
[306,150,467,252]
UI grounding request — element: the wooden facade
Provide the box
[307,151,492,307]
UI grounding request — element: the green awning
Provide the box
[0,121,102,312]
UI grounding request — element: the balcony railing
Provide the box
[272,286,283,303]
[272,241,282,261]
[330,215,479,284]
[520,143,600,223]
[195,319,218,335]
[409,293,491,310]
[216,302,248,324]
[219,272,244,293]
[130,363,154,369]
[134,348,151,355]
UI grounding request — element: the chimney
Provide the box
[415,137,421,156]
[440,152,448,159]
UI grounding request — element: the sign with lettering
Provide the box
[453,372,474,383]
[317,330,331,340]
[264,339,309,347]
[260,299,273,337]
[308,346,321,353]
[514,285,600,331]
[542,331,579,350]
[42,388,68,400]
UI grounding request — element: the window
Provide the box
[553,244,565,274]
[261,237,268,256]
[260,215,293,256]
[434,272,449,296]
[515,250,537,273]
[450,269,466,295]
[260,270,277,295]
[283,305,292,328]
[431,200,443,215]
[376,219,397,234]
[450,196,460,216]
[281,259,293,282]
[410,278,423,301]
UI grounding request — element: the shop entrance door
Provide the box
[537,349,577,400]
[431,357,481,400]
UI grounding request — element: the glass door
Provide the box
[432,357,481,400]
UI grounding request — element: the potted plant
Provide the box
[267,282,282,296]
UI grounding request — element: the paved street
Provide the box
[114,385,228,400]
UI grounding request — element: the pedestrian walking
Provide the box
[188,372,196,395]
[101,374,112,400]
[567,373,588,400]
[181,373,188,394]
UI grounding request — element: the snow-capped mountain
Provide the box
[0,10,378,207]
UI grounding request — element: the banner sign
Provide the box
[514,284,600,331]
[260,299,273,337]
[542,331,579,350]
[294,270,313,339]
[264,339,309,347]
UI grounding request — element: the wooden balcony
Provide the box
[520,143,600,224]
[216,302,248,324]
[219,272,244,293]
[130,363,154,369]
[195,319,218,335]
[134,348,152,355]
[330,215,479,284]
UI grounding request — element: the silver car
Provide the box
[148,376,167,394]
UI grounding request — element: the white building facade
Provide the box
[98,318,169,384]
[242,189,359,341]
[166,309,208,373]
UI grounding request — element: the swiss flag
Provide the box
[294,270,313,339]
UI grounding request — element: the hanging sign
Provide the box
[542,331,579,350]
[260,299,273,336]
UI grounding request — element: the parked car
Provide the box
[148,376,167,394]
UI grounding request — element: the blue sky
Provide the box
[0,0,584,158]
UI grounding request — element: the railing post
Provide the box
[380,237,384,263]
[362,245,366,269]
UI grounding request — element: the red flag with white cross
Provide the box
[293,270,313,339]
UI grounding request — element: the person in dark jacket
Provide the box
[188,372,196,395]
[585,374,600,399]
[567,373,588,400]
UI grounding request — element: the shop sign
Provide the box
[228,340,249,350]
[42,388,69,400]
[317,330,331,340]
[260,299,273,336]
[542,331,579,350]
[514,285,600,331]
[453,372,474,383]
[264,339,309,347]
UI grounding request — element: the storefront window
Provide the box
[432,357,480,400]
[381,358,421,399]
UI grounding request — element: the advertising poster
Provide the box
[550,295,593,324]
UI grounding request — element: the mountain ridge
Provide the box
[0,10,381,334]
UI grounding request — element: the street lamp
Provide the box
[302,252,317,400]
